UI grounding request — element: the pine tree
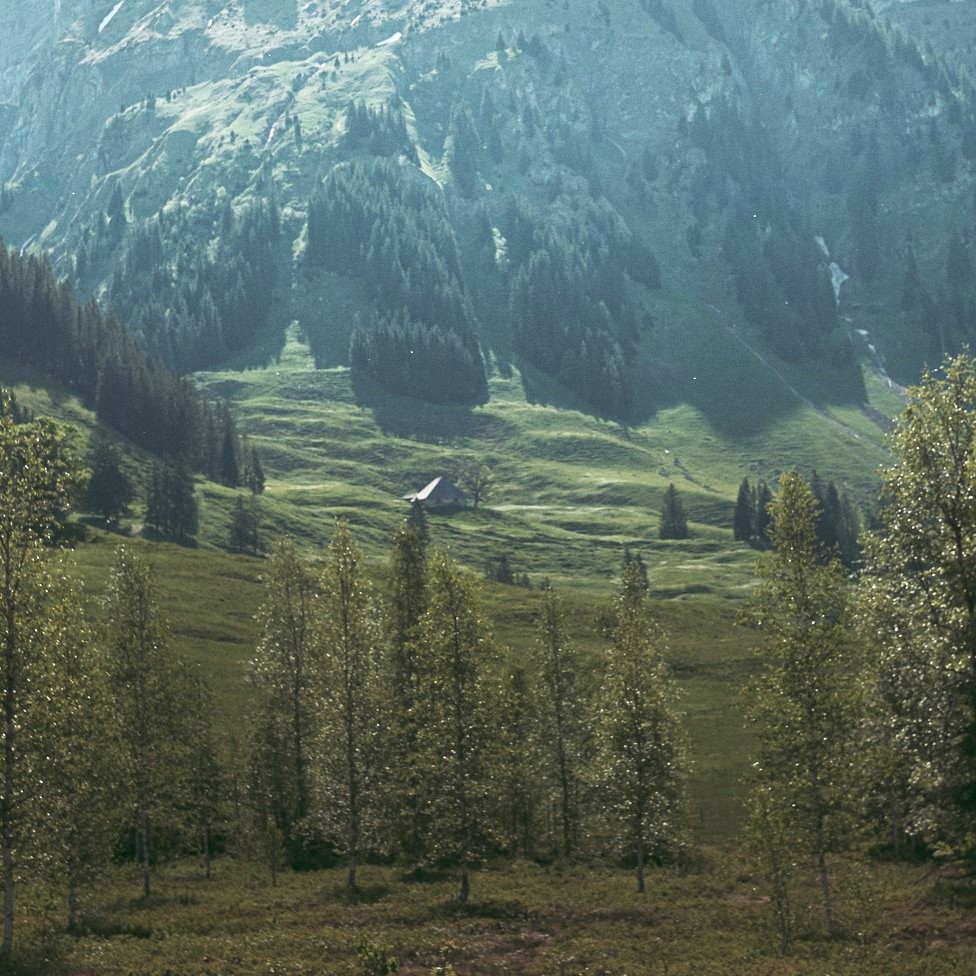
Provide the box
[86,428,133,524]
[248,447,266,495]
[445,100,482,197]
[659,483,689,540]
[228,495,260,555]
[733,477,755,543]
[406,499,430,550]
[107,181,127,238]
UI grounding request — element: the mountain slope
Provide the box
[0,0,969,466]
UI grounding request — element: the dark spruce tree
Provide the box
[228,495,260,555]
[659,483,689,540]
[733,477,755,543]
[146,459,198,543]
[86,429,134,524]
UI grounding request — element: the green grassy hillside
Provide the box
[195,322,894,595]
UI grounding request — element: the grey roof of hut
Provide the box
[403,477,468,504]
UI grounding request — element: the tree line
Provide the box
[105,196,280,373]
[734,471,860,566]
[0,243,260,487]
[247,525,688,900]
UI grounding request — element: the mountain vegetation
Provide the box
[5,0,976,972]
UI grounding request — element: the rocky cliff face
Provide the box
[0,0,973,393]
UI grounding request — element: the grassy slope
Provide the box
[4,308,898,846]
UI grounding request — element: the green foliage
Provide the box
[745,471,859,936]
[445,100,481,197]
[312,520,384,887]
[145,458,198,543]
[594,565,689,891]
[0,243,252,479]
[248,539,320,865]
[341,100,417,161]
[308,159,487,403]
[659,483,688,540]
[417,551,499,902]
[33,572,123,930]
[109,197,280,372]
[85,428,134,522]
[228,494,261,555]
[358,939,398,976]
[858,354,976,856]
[455,459,495,509]
[506,197,638,416]
[384,523,429,864]
[104,547,197,898]
[535,590,590,857]
[0,401,84,953]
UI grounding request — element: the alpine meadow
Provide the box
[4,0,976,973]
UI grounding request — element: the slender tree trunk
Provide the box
[808,750,834,934]
[635,833,645,894]
[347,733,359,891]
[270,835,278,887]
[1,821,12,957]
[140,810,151,899]
[68,877,79,932]
[452,607,470,905]
[556,728,572,858]
[292,665,307,826]
[458,851,469,905]
[815,811,834,935]
[2,616,17,957]
[202,825,211,880]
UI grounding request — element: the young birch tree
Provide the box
[746,470,858,938]
[857,353,976,853]
[249,539,319,862]
[105,546,187,899]
[33,575,122,930]
[314,520,382,889]
[536,589,587,858]
[420,550,498,904]
[595,563,688,893]
[385,522,428,865]
[0,401,83,954]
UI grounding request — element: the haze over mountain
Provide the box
[2,0,975,440]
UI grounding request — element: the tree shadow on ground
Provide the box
[350,372,486,442]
